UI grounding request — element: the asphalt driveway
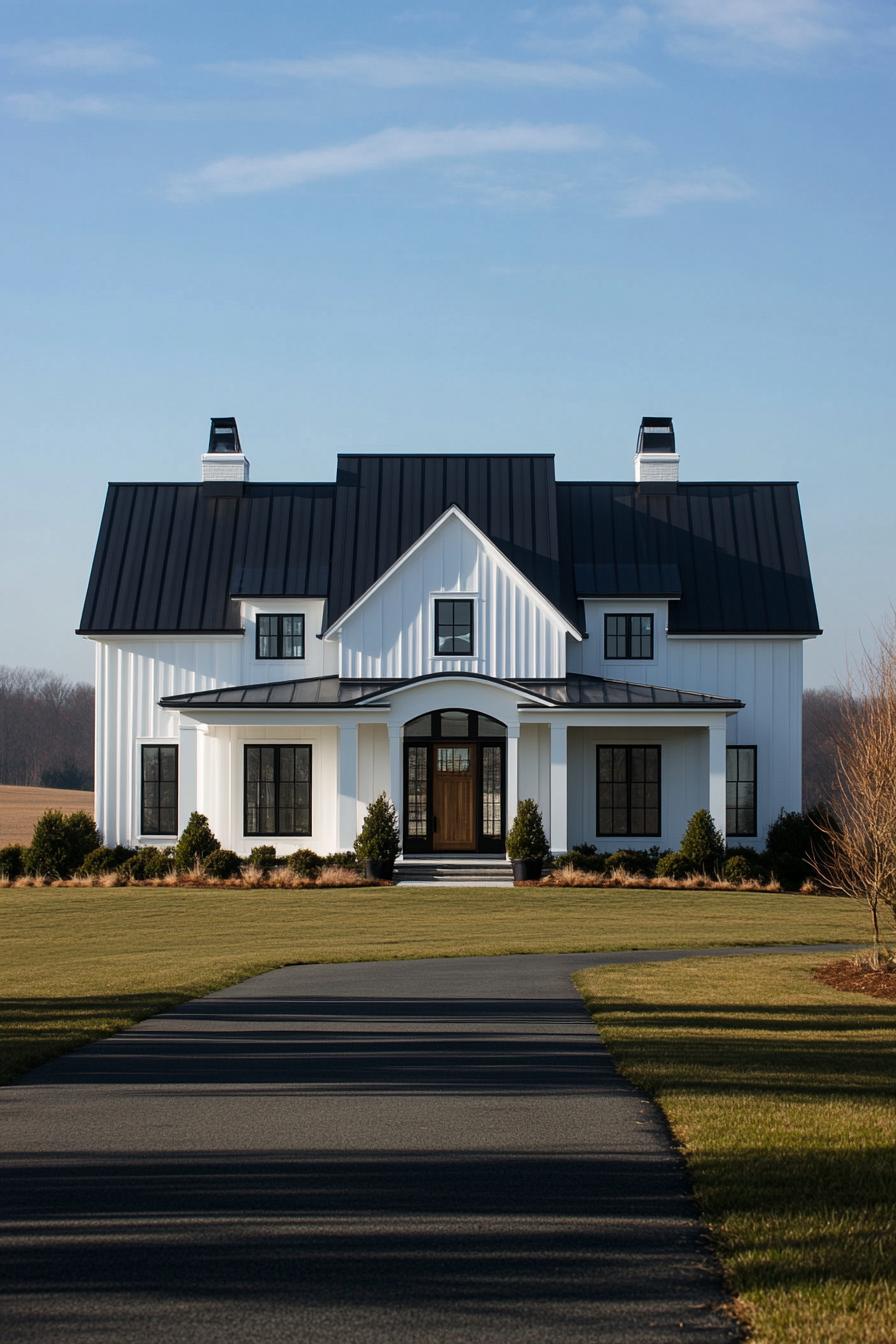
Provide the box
[0,945,852,1343]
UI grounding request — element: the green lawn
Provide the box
[2,883,865,1084]
[575,953,896,1344]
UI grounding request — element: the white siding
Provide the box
[570,600,805,842]
[337,513,570,680]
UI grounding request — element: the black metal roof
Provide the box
[557,481,820,634]
[79,454,820,638]
[160,671,742,712]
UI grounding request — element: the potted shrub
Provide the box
[354,793,400,881]
[506,799,549,882]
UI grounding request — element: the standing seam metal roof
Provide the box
[78,457,820,637]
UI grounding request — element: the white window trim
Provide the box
[427,591,483,670]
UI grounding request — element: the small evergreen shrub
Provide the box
[204,848,242,879]
[679,809,725,874]
[721,855,752,885]
[656,850,694,880]
[121,846,175,880]
[555,846,605,874]
[764,808,834,890]
[0,844,25,880]
[506,799,550,862]
[27,809,102,878]
[288,848,324,879]
[605,848,656,877]
[248,845,278,872]
[354,794,401,866]
[174,813,220,871]
[724,845,767,880]
[321,850,357,870]
[79,845,134,876]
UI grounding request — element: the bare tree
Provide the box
[0,666,94,788]
[813,624,896,964]
[803,686,851,809]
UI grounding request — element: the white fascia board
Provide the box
[174,707,391,727]
[516,707,737,728]
[82,631,245,642]
[666,632,818,641]
[322,505,582,642]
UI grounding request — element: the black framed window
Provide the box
[434,599,473,656]
[256,614,305,660]
[141,744,178,835]
[727,746,757,836]
[604,613,654,660]
[244,745,311,836]
[597,745,661,836]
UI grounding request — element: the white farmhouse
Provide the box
[78,416,820,864]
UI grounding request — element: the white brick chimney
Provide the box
[634,416,679,483]
[202,416,250,482]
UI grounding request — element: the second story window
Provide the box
[605,613,654,660]
[435,599,473,656]
[257,614,305,660]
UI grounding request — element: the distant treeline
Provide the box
[0,666,94,789]
[0,663,851,808]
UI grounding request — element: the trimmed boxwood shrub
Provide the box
[204,848,242,879]
[121,846,175,880]
[27,809,102,878]
[680,809,725,874]
[605,847,659,877]
[173,813,220,871]
[248,845,279,872]
[288,848,324,879]
[721,854,752,885]
[656,850,694,880]
[764,808,834,891]
[79,845,135,875]
[320,851,357,870]
[0,844,26,879]
[724,845,768,881]
[555,845,606,874]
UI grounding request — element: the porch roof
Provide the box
[159,671,743,712]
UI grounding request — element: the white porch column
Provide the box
[549,721,568,854]
[388,725,403,849]
[708,718,728,844]
[337,723,359,850]
[177,720,200,834]
[505,725,519,844]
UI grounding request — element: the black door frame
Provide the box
[402,710,506,854]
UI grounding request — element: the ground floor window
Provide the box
[244,744,311,836]
[141,744,178,835]
[726,745,757,836]
[597,745,661,836]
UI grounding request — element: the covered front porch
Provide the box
[161,672,742,859]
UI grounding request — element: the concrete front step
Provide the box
[395,857,515,886]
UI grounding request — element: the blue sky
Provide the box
[1,0,893,687]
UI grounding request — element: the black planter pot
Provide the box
[365,858,395,881]
[511,858,543,882]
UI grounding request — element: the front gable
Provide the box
[329,506,580,681]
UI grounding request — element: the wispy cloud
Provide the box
[209,50,645,89]
[5,91,118,122]
[168,122,608,201]
[518,3,650,54]
[3,38,154,73]
[655,0,850,62]
[616,167,753,216]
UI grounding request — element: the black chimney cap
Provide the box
[208,416,242,454]
[637,416,675,454]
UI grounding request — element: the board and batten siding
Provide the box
[336,512,570,681]
[568,600,804,842]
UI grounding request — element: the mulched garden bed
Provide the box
[814,957,896,1002]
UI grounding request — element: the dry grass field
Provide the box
[0,784,94,845]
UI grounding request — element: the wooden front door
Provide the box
[433,744,476,851]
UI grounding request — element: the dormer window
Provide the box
[605,613,653,660]
[257,614,305,660]
[435,599,473,656]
